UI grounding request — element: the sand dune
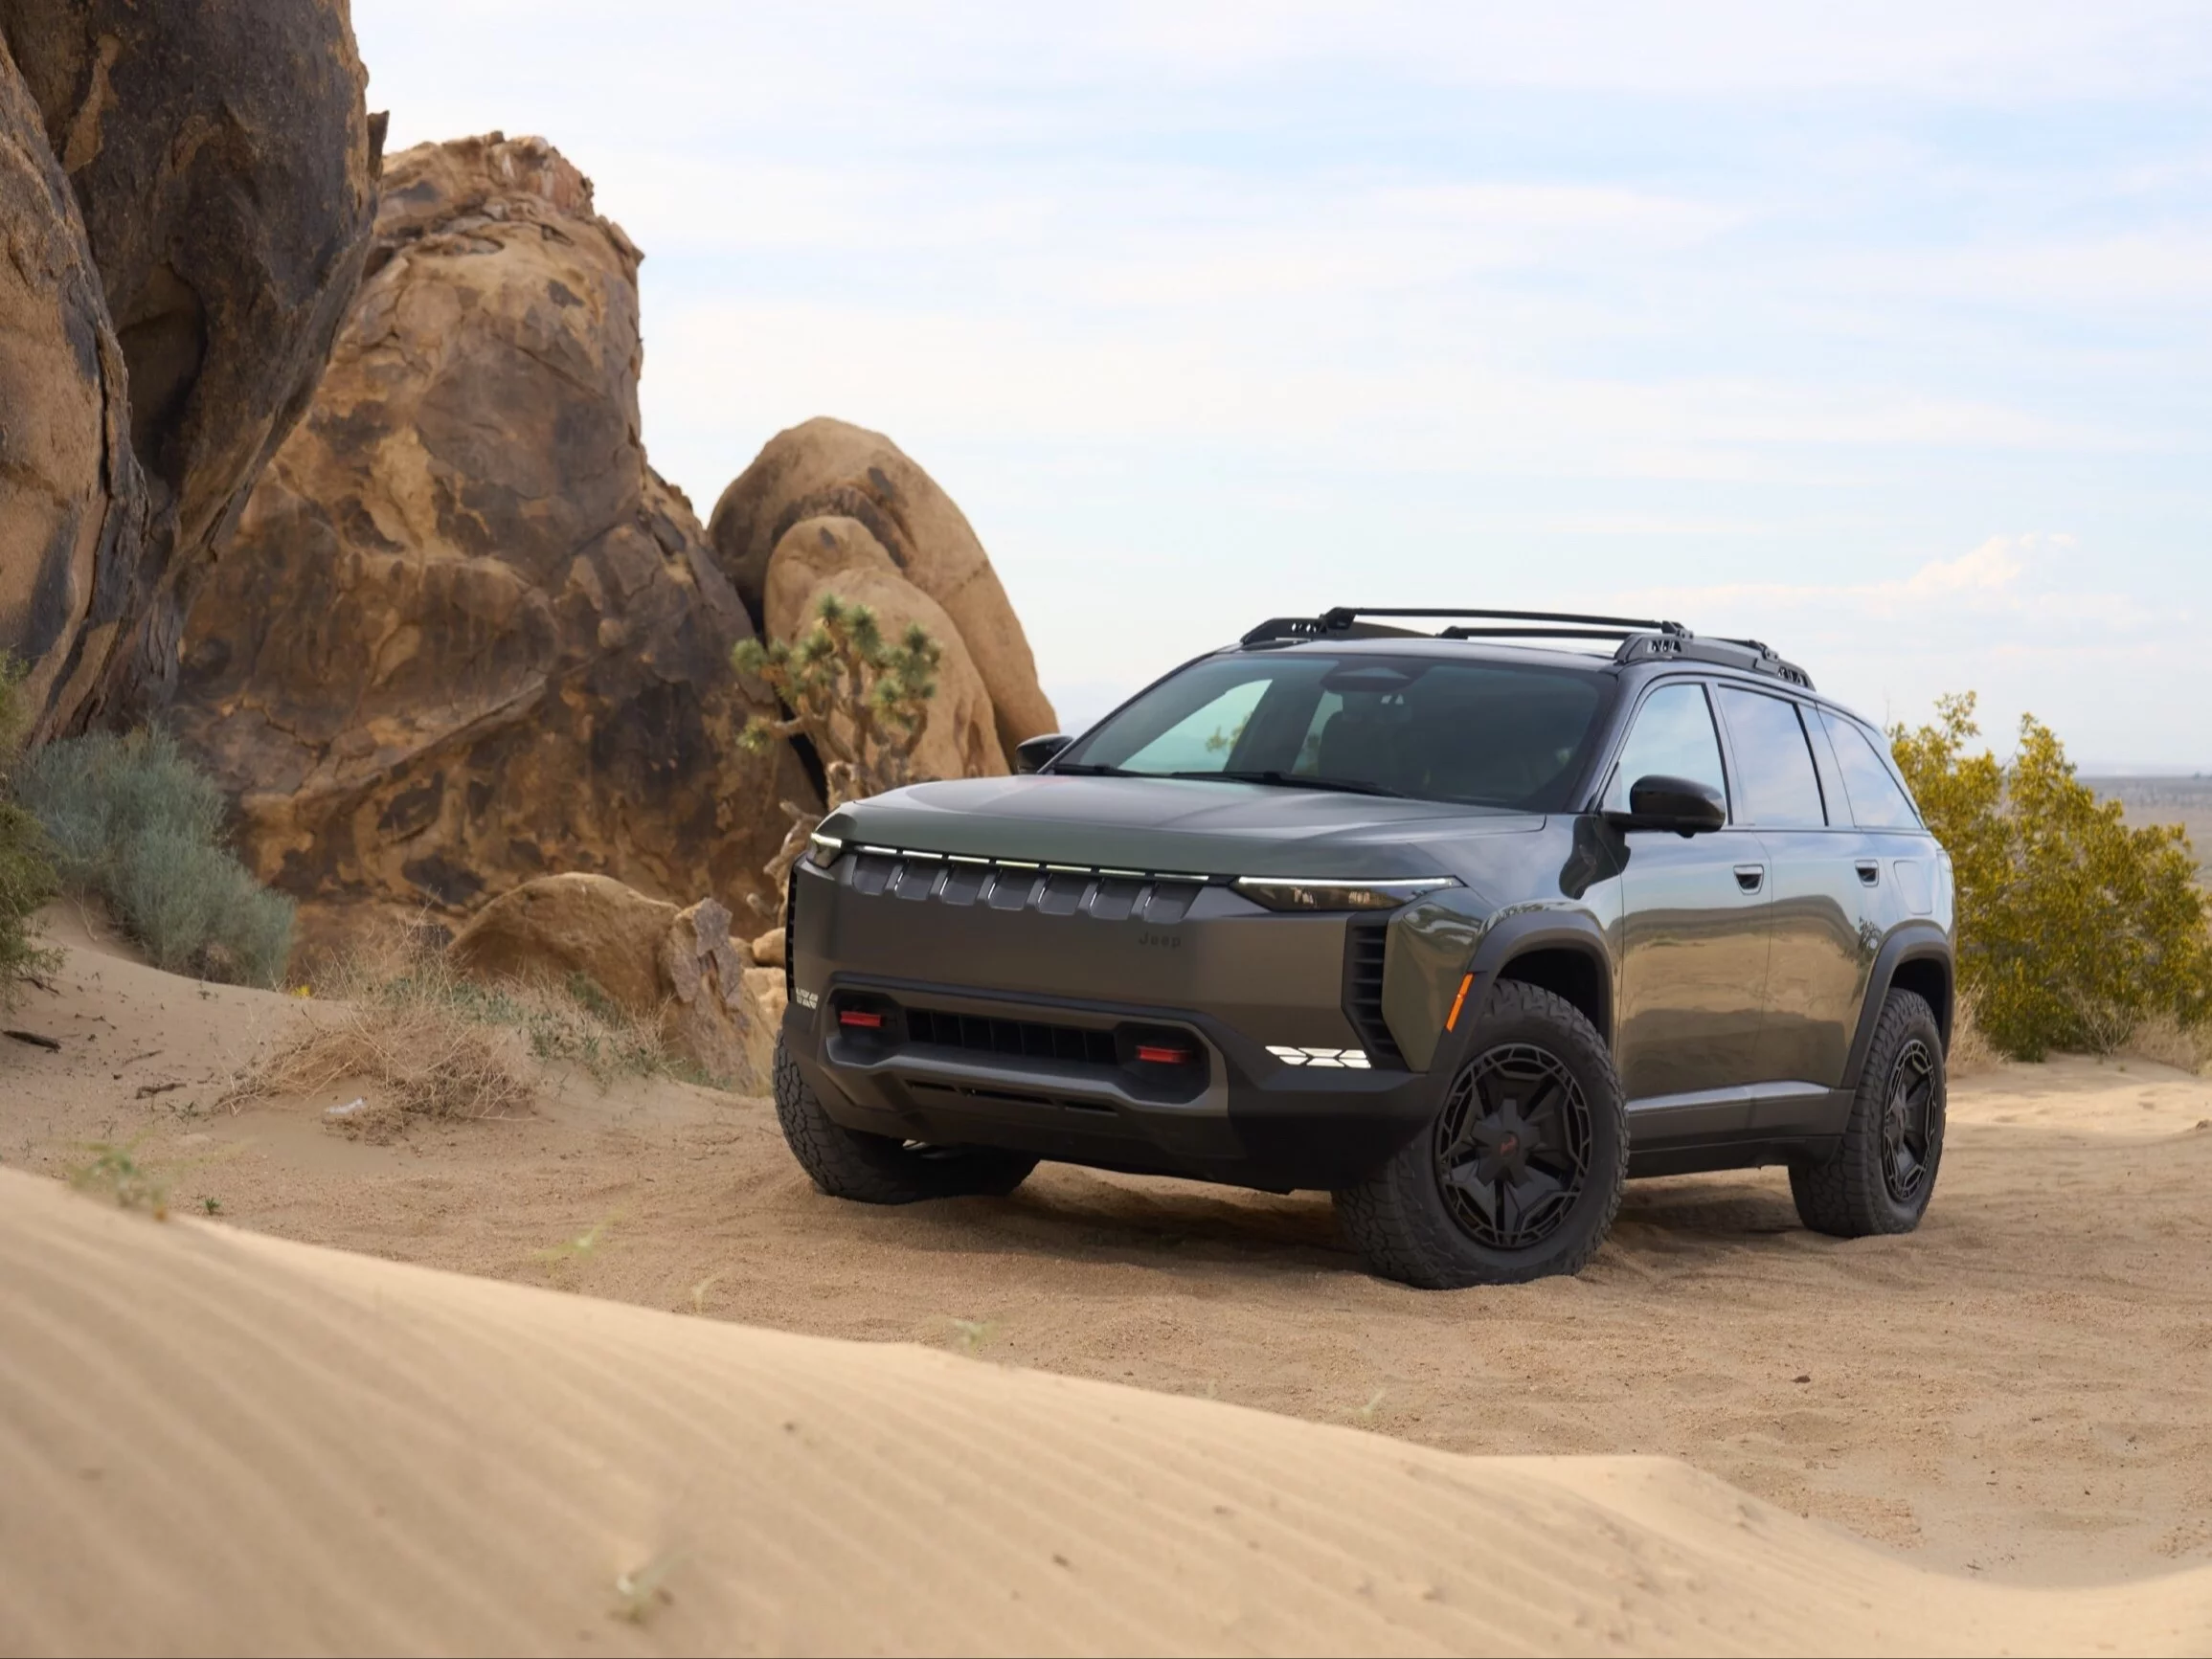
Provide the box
[2,1170,2206,1658]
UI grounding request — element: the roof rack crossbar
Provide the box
[1237,606,1815,690]
[1320,606,1688,636]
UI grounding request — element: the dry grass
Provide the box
[222,920,695,1138]
[1947,990,2001,1073]
[2118,1012,2212,1076]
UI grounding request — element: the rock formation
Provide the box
[0,35,140,739]
[710,418,1059,766]
[448,872,779,1090]
[169,133,812,944]
[0,0,379,736]
[762,516,1004,783]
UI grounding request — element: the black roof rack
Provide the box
[1238,607,1815,689]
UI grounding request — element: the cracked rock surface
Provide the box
[170,133,813,955]
[0,0,379,733]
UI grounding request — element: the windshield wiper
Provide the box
[1047,762,1138,776]
[1171,769,1412,799]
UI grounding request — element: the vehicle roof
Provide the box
[1225,633,1878,728]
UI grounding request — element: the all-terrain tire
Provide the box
[773,1036,1038,1203]
[1789,988,1946,1238]
[1333,980,1628,1289]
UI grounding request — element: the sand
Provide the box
[5,1170,2209,1657]
[6,914,2212,1653]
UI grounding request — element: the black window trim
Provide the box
[1710,682,1835,832]
[1588,673,1740,825]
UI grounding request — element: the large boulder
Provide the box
[169,133,813,940]
[0,0,380,732]
[0,34,142,738]
[448,872,776,1091]
[763,516,1004,783]
[447,872,675,1014]
[709,418,1058,766]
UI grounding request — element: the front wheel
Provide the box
[1333,981,1628,1289]
[774,1037,1038,1203]
[1789,988,1946,1237]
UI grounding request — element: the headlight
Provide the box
[806,831,845,868]
[1232,876,1457,912]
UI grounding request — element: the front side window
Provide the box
[1059,653,1611,811]
[1822,711,1923,829]
[1717,688,1827,828]
[1604,682,1728,814]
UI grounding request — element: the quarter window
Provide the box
[1821,712,1923,829]
[1717,688,1827,827]
[1606,683,1728,814]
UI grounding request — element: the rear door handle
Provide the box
[1734,863,1766,894]
[1856,860,1881,886]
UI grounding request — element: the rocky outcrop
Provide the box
[0,34,142,739]
[709,418,1058,766]
[448,873,676,1014]
[448,872,777,1091]
[0,0,380,734]
[763,516,1004,783]
[169,133,812,935]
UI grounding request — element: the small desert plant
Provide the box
[734,594,941,917]
[68,1141,169,1218]
[1893,694,2212,1061]
[226,930,701,1136]
[0,656,61,1008]
[13,726,293,986]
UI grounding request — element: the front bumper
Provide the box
[784,855,1445,1190]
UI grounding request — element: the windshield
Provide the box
[1057,652,1612,811]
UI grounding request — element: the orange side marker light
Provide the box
[1444,973,1475,1032]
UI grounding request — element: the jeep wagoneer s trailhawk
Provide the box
[773,607,1955,1288]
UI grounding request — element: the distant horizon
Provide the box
[353,2,2212,766]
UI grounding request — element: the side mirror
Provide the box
[1015,732,1073,774]
[1607,773,1727,837]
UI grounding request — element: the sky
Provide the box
[354,1,2212,768]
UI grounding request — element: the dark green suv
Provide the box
[773,608,1955,1288]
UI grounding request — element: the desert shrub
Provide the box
[0,658,60,1006]
[226,932,702,1137]
[13,727,293,986]
[1892,693,2212,1060]
[734,594,940,917]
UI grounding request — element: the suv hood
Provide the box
[819,774,1542,880]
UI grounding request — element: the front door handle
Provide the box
[1856,860,1881,886]
[1734,863,1766,894]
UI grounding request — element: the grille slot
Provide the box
[1342,916,1405,1069]
[906,1007,1119,1068]
[842,847,1206,922]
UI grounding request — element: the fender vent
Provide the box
[1342,916,1405,1069]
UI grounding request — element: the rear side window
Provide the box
[1605,683,1727,813]
[1822,712,1923,829]
[1717,688,1826,827]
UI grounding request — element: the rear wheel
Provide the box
[1790,988,1945,1237]
[1333,980,1627,1288]
[774,1037,1038,1203]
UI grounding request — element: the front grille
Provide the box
[905,1007,1119,1068]
[1342,916,1405,1068]
[843,847,1206,925]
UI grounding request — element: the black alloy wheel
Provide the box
[1789,986,1946,1238]
[1433,1042,1592,1250]
[1334,979,1627,1289]
[1880,1037,1938,1203]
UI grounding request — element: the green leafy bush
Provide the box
[0,659,60,1007]
[1893,693,2212,1060]
[13,727,294,988]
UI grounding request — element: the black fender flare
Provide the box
[1446,908,1616,1062]
[1840,922,1954,1091]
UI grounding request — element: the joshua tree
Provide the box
[734,594,940,919]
